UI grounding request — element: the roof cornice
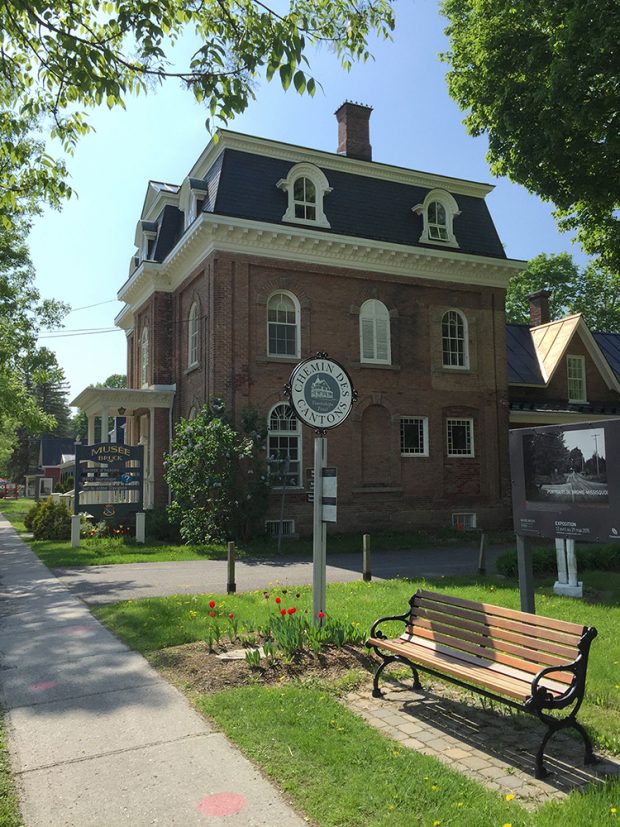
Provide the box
[188,129,495,199]
[117,213,525,310]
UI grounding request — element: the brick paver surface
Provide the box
[346,677,620,810]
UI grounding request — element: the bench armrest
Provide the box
[526,659,581,711]
[367,611,411,643]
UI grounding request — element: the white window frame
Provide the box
[567,355,587,403]
[400,417,429,457]
[412,188,460,248]
[442,310,469,369]
[140,326,149,388]
[267,403,302,489]
[446,418,475,458]
[267,291,300,358]
[277,163,332,228]
[452,512,477,530]
[360,299,391,365]
[187,302,199,369]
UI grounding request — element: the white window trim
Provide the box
[277,162,332,228]
[567,354,587,403]
[140,326,149,388]
[412,188,460,248]
[188,302,199,369]
[359,299,391,365]
[446,417,475,458]
[140,230,156,261]
[441,309,470,370]
[267,403,303,490]
[266,290,301,359]
[400,416,429,457]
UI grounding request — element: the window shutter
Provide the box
[375,318,389,362]
[361,318,375,360]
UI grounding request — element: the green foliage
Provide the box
[506,253,620,332]
[442,0,620,272]
[0,0,395,218]
[145,506,181,542]
[27,497,71,540]
[496,543,620,578]
[71,374,127,442]
[55,475,74,494]
[165,399,270,544]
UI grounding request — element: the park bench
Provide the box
[366,588,598,779]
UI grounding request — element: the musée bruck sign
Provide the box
[74,442,144,521]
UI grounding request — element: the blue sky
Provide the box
[30,0,586,404]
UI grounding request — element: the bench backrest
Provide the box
[404,589,590,688]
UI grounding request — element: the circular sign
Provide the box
[287,355,355,431]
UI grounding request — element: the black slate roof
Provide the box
[593,332,620,382]
[39,438,75,468]
[506,324,545,385]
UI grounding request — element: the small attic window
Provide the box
[277,163,332,228]
[413,189,460,248]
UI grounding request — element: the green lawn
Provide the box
[95,573,620,826]
[1,498,512,567]
[0,714,23,827]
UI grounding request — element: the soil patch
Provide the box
[147,641,376,695]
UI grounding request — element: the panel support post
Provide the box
[362,533,371,581]
[136,512,145,544]
[516,533,535,613]
[227,541,236,594]
[312,437,327,626]
[71,515,81,548]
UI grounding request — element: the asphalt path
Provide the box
[53,543,510,604]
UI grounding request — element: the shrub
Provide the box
[29,498,71,540]
[24,500,44,532]
[145,507,180,542]
[55,476,74,494]
[496,543,620,578]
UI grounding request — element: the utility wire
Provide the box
[38,329,121,339]
[67,299,120,313]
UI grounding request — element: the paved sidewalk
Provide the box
[0,519,305,827]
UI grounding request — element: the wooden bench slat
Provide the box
[368,637,538,702]
[412,605,580,660]
[416,589,586,637]
[401,623,574,683]
[416,595,584,649]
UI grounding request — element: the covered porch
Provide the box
[70,386,175,509]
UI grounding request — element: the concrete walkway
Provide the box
[53,544,507,604]
[0,519,305,826]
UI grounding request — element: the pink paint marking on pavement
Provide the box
[197,792,246,817]
[64,625,95,636]
[30,681,58,692]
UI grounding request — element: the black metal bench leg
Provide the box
[535,727,554,779]
[372,655,422,698]
[572,720,599,766]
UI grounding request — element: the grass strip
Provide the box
[200,684,525,827]
[0,715,23,827]
[95,574,620,754]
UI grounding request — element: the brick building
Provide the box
[74,104,526,533]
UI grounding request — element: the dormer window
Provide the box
[277,163,332,228]
[413,189,460,248]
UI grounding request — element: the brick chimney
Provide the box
[528,289,551,327]
[335,101,372,161]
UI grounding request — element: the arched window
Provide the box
[140,326,149,387]
[412,189,460,247]
[277,163,332,227]
[267,292,300,357]
[188,301,199,368]
[267,404,301,488]
[442,310,468,368]
[360,299,391,365]
[428,201,448,241]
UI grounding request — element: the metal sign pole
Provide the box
[312,436,327,625]
[516,533,535,613]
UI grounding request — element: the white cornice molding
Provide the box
[116,213,525,310]
[188,130,495,199]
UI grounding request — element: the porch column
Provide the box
[148,406,156,509]
[100,407,110,443]
[87,415,96,445]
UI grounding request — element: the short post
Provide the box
[553,538,583,598]
[227,541,236,594]
[362,533,371,581]
[135,512,145,544]
[477,530,487,576]
[70,514,81,548]
[516,533,535,613]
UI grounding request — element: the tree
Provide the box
[0,0,395,217]
[506,253,620,332]
[442,0,620,272]
[165,399,270,543]
[0,222,68,431]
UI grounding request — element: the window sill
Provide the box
[256,355,300,365]
[401,453,429,458]
[437,365,471,373]
[353,361,400,371]
[447,454,476,459]
[184,363,200,376]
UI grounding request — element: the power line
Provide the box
[68,299,120,313]
[38,329,121,339]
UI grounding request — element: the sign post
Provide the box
[286,353,356,625]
